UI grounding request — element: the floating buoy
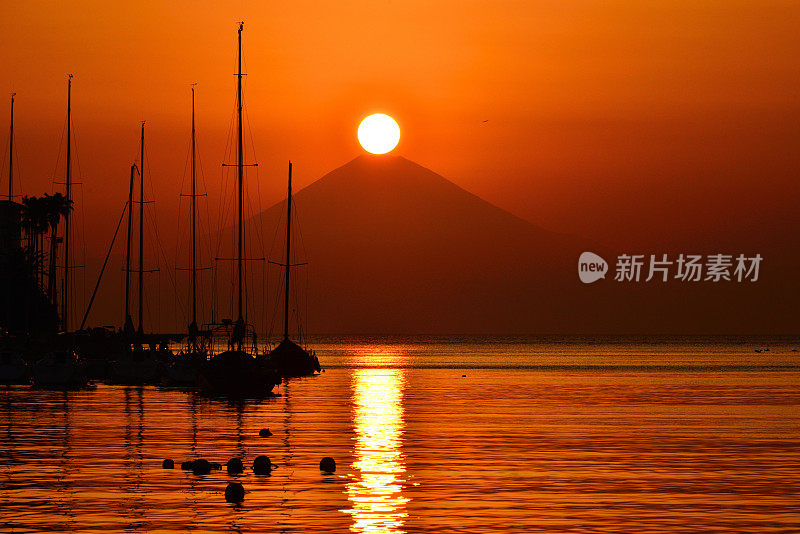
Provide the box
[226,458,244,474]
[192,458,211,475]
[319,457,336,473]
[225,482,245,503]
[252,455,272,474]
[259,428,272,437]
[162,459,175,469]
[180,461,194,470]
[462,374,466,377]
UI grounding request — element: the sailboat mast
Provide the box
[191,85,197,329]
[124,164,135,324]
[236,21,244,325]
[62,74,72,332]
[8,93,14,200]
[138,122,144,335]
[283,162,293,340]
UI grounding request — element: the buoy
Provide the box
[225,482,245,503]
[252,455,272,474]
[259,428,272,437]
[319,457,336,473]
[180,461,194,470]
[162,459,175,469]
[226,458,244,474]
[192,458,211,475]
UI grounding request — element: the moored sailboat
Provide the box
[165,84,210,386]
[196,22,279,396]
[32,75,89,389]
[260,162,320,378]
[110,124,171,385]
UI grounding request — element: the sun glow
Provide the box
[343,345,409,533]
[357,114,400,155]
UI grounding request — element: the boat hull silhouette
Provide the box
[110,348,162,385]
[163,351,206,386]
[0,350,29,385]
[260,338,320,378]
[197,350,279,396]
[32,351,88,388]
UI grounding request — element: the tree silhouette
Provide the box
[42,192,73,305]
[21,196,48,289]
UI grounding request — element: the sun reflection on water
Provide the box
[344,347,409,533]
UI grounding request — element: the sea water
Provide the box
[1,336,798,533]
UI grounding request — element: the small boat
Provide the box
[260,162,320,378]
[196,23,278,396]
[0,349,29,385]
[31,349,88,388]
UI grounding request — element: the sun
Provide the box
[357,114,400,155]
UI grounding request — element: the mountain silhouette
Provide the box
[253,155,601,334]
[83,154,794,335]
[248,155,795,335]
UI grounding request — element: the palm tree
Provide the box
[21,196,49,289]
[42,192,73,305]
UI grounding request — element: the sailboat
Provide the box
[165,85,210,386]
[260,162,320,378]
[196,22,279,396]
[110,123,171,385]
[31,75,88,389]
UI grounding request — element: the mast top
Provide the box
[238,21,244,31]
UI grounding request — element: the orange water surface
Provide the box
[1,336,799,533]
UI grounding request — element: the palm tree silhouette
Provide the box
[21,194,73,304]
[21,196,48,289]
[43,192,73,305]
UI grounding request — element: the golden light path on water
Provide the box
[343,347,409,533]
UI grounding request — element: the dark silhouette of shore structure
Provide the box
[1,85,71,338]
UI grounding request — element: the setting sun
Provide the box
[357,114,400,155]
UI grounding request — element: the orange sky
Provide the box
[1,1,798,277]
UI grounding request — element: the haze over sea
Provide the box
[1,336,798,533]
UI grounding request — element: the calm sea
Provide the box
[1,336,799,533]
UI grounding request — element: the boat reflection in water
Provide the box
[344,347,409,533]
